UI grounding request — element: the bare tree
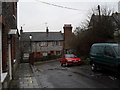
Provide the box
[68,5,115,56]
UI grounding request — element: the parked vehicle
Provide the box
[89,43,120,73]
[59,54,82,66]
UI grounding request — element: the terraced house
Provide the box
[20,24,73,63]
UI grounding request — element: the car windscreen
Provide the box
[65,54,77,58]
[113,46,120,56]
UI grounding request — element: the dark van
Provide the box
[89,43,120,73]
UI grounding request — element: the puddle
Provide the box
[108,76,117,80]
[68,75,72,77]
[48,67,68,70]
[35,68,44,72]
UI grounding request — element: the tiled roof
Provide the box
[20,32,64,42]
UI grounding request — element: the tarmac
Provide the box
[9,63,39,88]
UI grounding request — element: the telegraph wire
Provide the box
[35,0,82,11]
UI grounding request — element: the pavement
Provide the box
[9,63,39,88]
[9,59,59,88]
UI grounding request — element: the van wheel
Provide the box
[91,63,97,71]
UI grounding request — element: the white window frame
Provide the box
[55,41,60,46]
[41,42,47,47]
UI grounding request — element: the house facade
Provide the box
[20,24,73,62]
[0,1,19,89]
[20,27,64,62]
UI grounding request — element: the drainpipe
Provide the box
[8,29,18,80]
[8,35,12,80]
[0,22,2,90]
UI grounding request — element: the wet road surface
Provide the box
[32,61,120,88]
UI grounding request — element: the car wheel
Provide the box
[61,63,64,67]
[65,62,68,67]
[91,63,97,71]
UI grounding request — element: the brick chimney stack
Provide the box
[63,24,72,52]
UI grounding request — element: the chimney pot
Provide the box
[46,27,49,33]
[20,26,23,35]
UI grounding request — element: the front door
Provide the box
[50,51,54,56]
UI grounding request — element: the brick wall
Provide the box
[1,2,19,88]
[2,2,18,72]
[2,22,8,72]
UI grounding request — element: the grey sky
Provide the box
[18,0,119,32]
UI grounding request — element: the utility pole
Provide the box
[98,5,101,21]
[98,5,101,16]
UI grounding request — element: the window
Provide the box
[113,46,120,56]
[104,46,114,57]
[90,46,104,55]
[52,42,54,46]
[40,42,47,47]
[56,51,61,56]
[65,54,77,58]
[55,41,60,46]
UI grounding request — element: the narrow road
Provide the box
[32,61,120,88]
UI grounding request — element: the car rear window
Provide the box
[65,54,77,58]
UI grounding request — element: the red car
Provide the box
[60,54,82,66]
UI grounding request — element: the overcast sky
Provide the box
[18,0,120,32]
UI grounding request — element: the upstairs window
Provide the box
[55,41,60,46]
[40,42,47,47]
